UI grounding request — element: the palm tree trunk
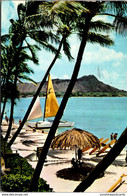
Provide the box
[1,97,7,122]
[74,127,127,192]
[7,36,65,147]
[5,38,24,142]
[4,69,18,142]
[4,97,15,142]
[1,73,10,122]
[29,17,91,192]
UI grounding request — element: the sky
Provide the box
[1,0,127,91]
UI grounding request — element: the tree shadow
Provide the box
[82,154,126,167]
[56,162,98,181]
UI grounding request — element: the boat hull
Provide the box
[26,120,74,129]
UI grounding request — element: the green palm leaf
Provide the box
[88,32,114,47]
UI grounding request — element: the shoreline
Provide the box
[1,120,127,193]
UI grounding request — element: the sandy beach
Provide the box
[1,120,127,193]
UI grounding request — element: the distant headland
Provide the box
[17,75,127,97]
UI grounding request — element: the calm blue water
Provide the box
[2,97,127,141]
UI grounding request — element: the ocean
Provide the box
[2,97,127,143]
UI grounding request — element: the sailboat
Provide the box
[26,74,74,129]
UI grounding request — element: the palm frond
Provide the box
[25,1,41,17]
[28,30,58,44]
[50,1,88,15]
[63,38,74,61]
[90,20,114,33]
[106,2,127,17]
[25,40,39,64]
[101,2,127,36]
[17,3,26,21]
[39,41,61,58]
[1,34,11,43]
[19,62,34,74]
[113,16,127,36]
[87,32,114,47]
[18,74,37,85]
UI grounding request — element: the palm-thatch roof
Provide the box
[51,128,100,150]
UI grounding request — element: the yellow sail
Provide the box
[44,74,59,118]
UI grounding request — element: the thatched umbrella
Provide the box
[51,128,100,150]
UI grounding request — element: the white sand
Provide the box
[1,121,127,193]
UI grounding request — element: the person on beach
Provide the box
[12,118,14,124]
[113,133,118,141]
[71,158,77,168]
[110,133,113,140]
[35,122,38,128]
[19,119,22,125]
[5,115,9,123]
[78,148,82,161]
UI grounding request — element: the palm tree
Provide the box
[3,1,59,140]
[4,47,39,142]
[7,0,82,147]
[29,1,127,191]
[1,43,13,121]
[1,41,29,121]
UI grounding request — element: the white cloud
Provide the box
[112,72,119,80]
[101,70,110,79]
[84,45,125,66]
[12,0,25,8]
[93,15,113,23]
[1,1,17,34]
[102,70,119,80]
[63,75,69,79]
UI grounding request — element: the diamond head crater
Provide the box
[18,75,127,97]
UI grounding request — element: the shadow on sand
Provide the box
[56,162,97,181]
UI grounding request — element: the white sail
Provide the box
[27,96,43,121]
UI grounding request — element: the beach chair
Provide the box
[82,138,104,153]
[89,138,109,155]
[107,174,127,192]
[96,139,116,157]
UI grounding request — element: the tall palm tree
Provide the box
[29,1,127,191]
[3,1,59,140]
[1,43,13,121]
[7,0,82,147]
[4,47,39,142]
[1,40,37,121]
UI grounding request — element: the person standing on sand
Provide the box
[5,116,9,124]
[113,133,118,143]
[113,133,118,140]
[78,148,82,161]
[19,119,22,125]
[110,133,113,140]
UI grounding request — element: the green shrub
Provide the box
[1,136,12,156]
[4,155,34,176]
[1,174,52,192]
[1,174,31,192]
[1,137,52,192]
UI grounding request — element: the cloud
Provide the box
[1,0,25,34]
[84,45,125,65]
[63,75,69,79]
[12,0,25,8]
[1,1,17,34]
[93,15,113,23]
[2,1,127,91]
[102,70,119,80]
